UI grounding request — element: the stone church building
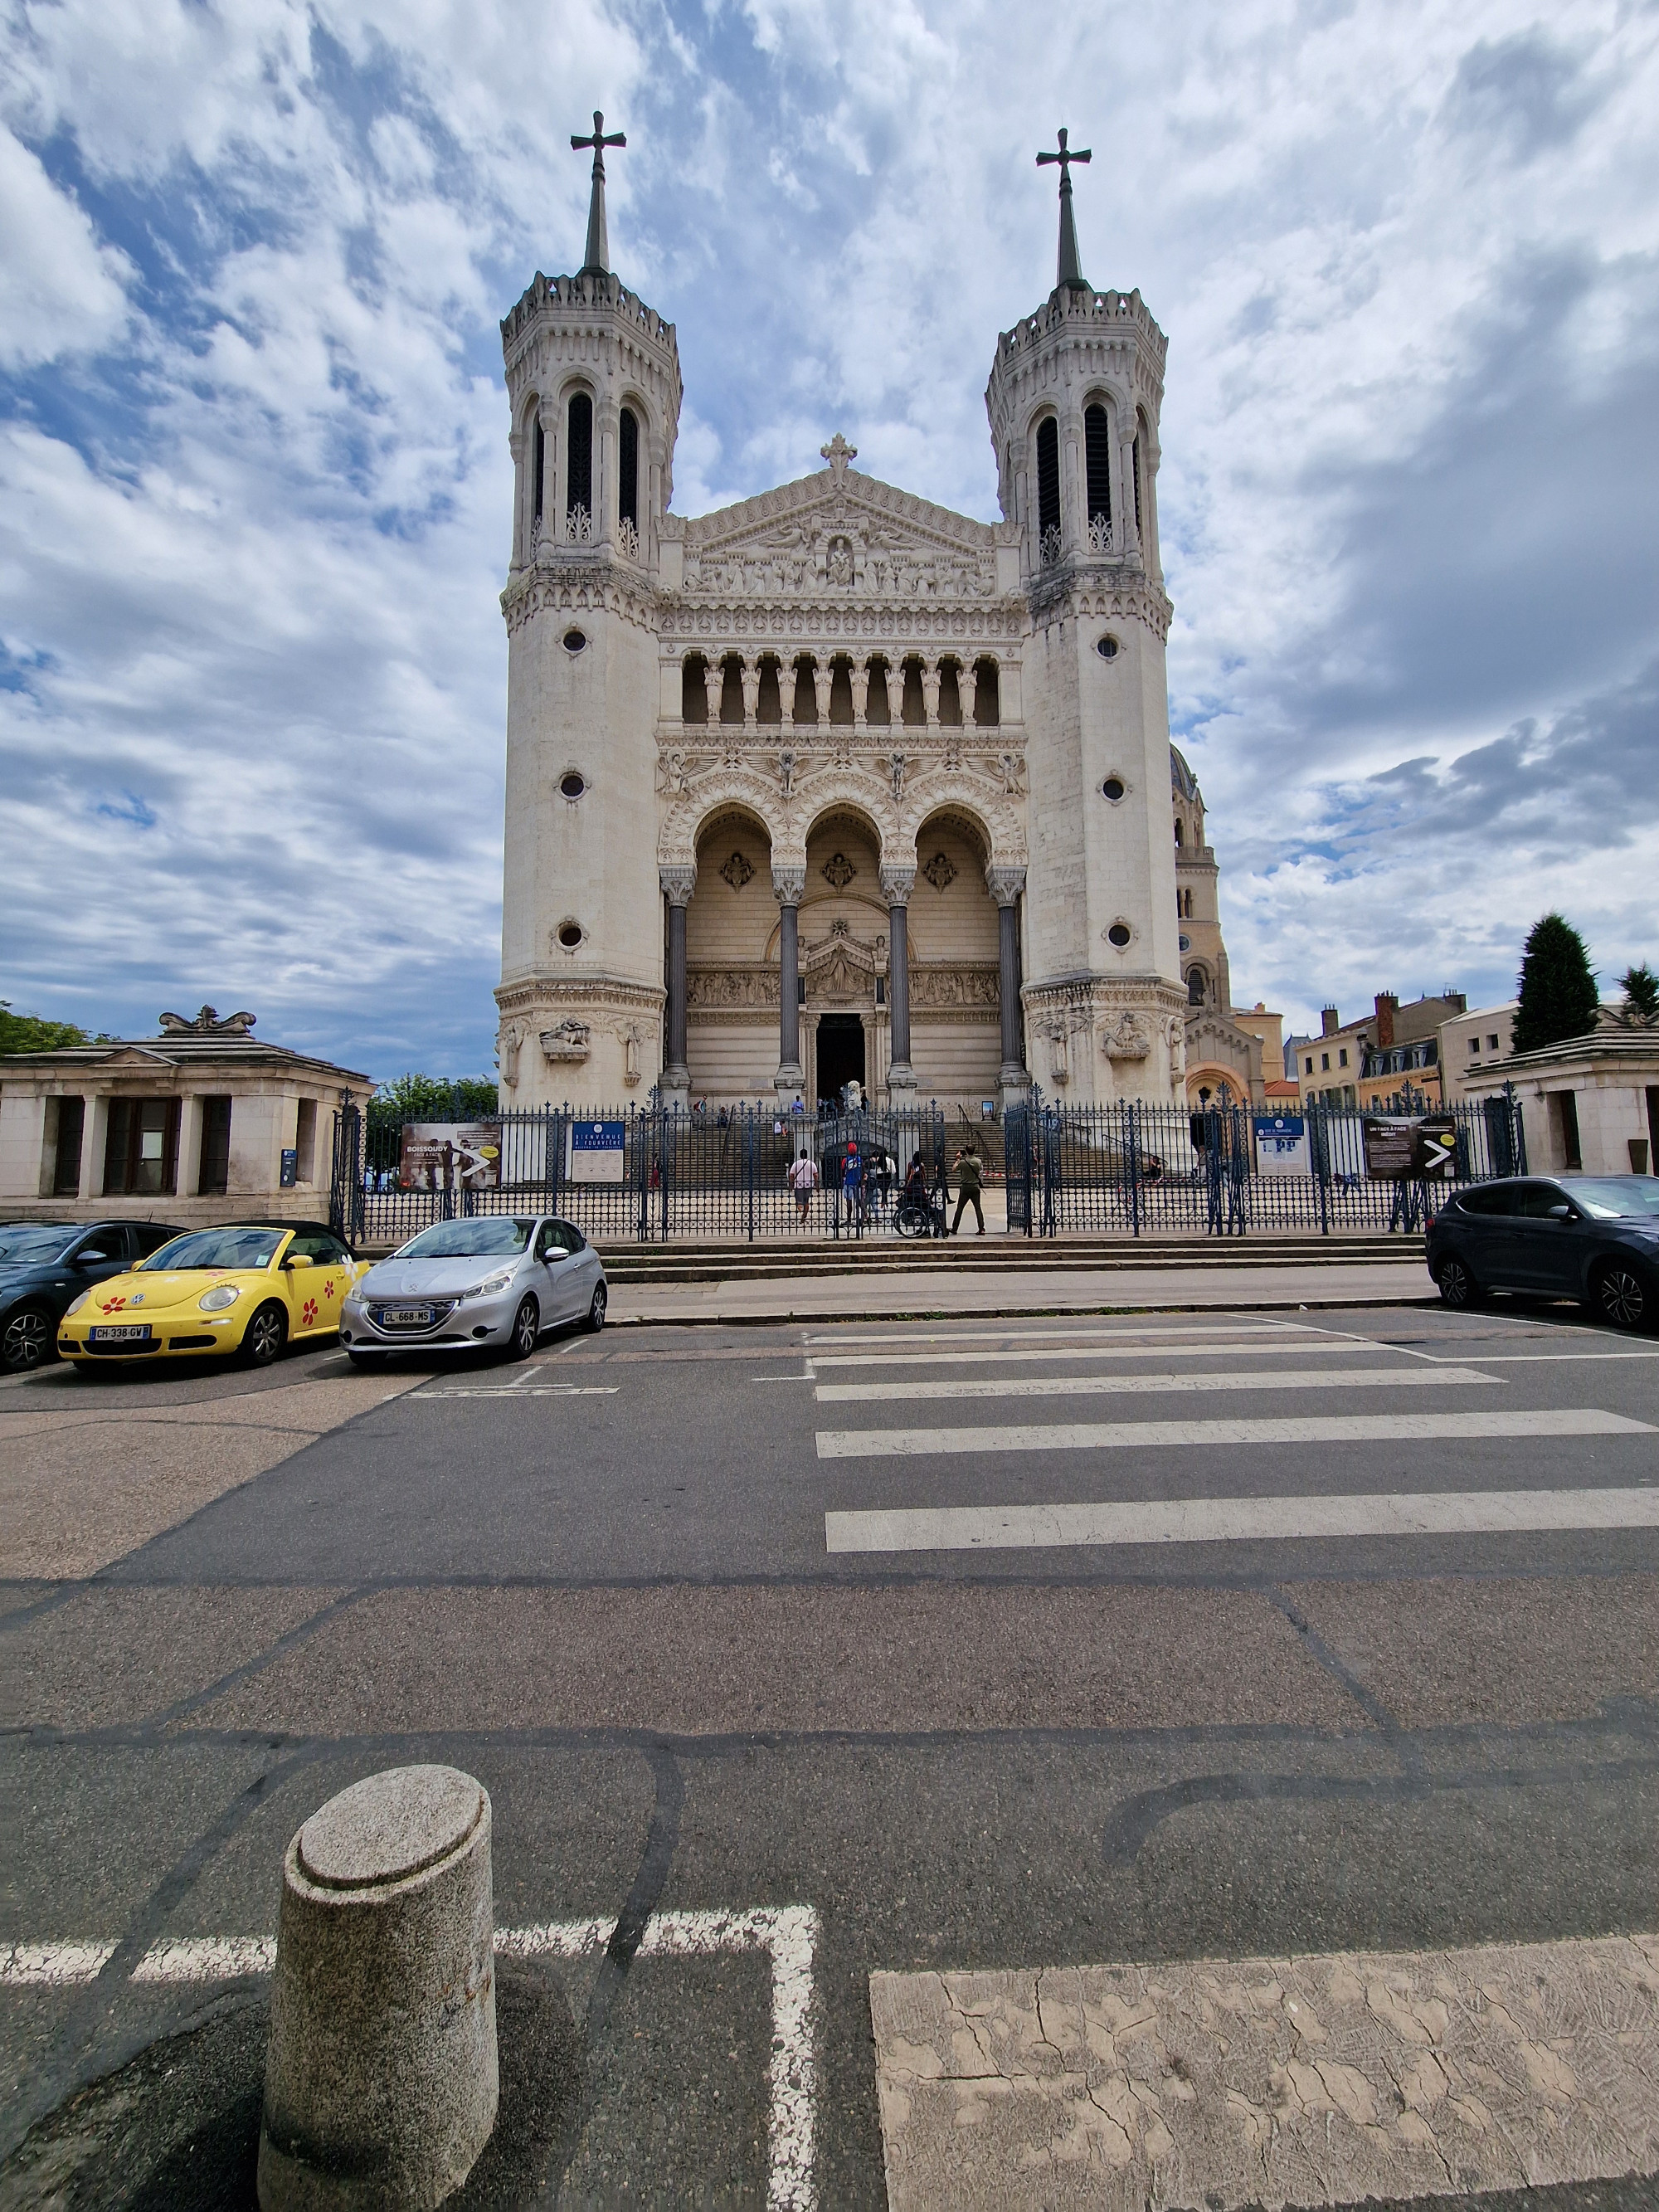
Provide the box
[494,124,1266,1113]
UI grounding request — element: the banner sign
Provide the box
[399,1123,501,1192]
[1362,1114,1458,1181]
[1253,1114,1309,1175]
[567,1119,626,1184]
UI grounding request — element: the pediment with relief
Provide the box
[673,465,1008,604]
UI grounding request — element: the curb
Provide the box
[608,1290,1441,1328]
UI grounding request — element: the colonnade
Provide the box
[679,652,1000,732]
[658,850,1028,1103]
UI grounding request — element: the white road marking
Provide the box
[413,1385,618,1398]
[0,1940,116,1986]
[870,1930,1659,2210]
[815,1364,1495,1404]
[825,1482,1659,1553]
[34,1910,819,2212]
[810,1338,1387,1370]
[1421,1348,1659,1363]
[802,1323,1303,1348]
[816,1406,1651,1460]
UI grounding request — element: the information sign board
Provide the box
[567,1119,626,1185]
[1253,1114,1309,1175]
[1362,1113,1458,1181]
[399,1123,501,1192]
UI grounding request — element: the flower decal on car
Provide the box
[99,1294,127,1314]
[300,1298,319,1328]
[323,1279,335,1298]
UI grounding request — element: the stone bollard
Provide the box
[258,1765,498,2210]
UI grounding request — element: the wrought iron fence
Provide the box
[329,1087,1527,1248]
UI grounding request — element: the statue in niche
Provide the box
[827,535,854,585]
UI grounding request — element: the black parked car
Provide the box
[0,1220,184,1372]
[1426,1176,1659,1329]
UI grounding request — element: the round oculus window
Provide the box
[1102,776,1126,802]
[1107,922,1133,948]
[1097,635,1120,660]
[562,629,586,654]
[557,922,583,949]
[559,772,586,800]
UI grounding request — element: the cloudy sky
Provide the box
[2,0,1656,1079]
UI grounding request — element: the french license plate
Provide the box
[91,1323,152,1343]
[385,1306,434,1328]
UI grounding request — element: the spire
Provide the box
[571,110,626,276]
[1035,126,1092,292]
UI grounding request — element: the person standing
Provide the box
[841,1141,864,1229]
[787,1147,820,1225]
[950,1146,985,1236]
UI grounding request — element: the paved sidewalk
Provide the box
[611,1256,1435,1324]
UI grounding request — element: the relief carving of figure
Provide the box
[1101,1011,1152,1060]
[540,1018,591,1063]
[498,1020,528,1087]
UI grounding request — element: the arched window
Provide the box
[1035,417,1060,554]
[1132,412,1146,534]
[1186,967,1207,1007]
[681,655,708,723]
[619,406,639,533]
[1084,404,1112,541]
[532,414,545,527]
[1174,820,1184,849]
[567,392,593,526]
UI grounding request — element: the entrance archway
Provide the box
[816,1014,865,1108]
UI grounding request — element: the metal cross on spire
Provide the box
[1036,125,1092,292]
[571,110,626,277]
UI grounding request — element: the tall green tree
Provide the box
[0,1001,94,1053]
[1512,914,1600,1054]
[1615,962,1659,1026]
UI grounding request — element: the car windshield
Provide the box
[139,1228,285,1271]
[396,1218,534,1259]
[0,1226,79,1264]
[1567,1178,1659,1220]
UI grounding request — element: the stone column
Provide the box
[659,863,695,1104]
[881,865,917,1093]
[1119,427,1141,561]
[772,865,806,1102]
[775,656,794,733]
[740,658,760,725]
[922,661,941,725]
[986,864,1029,1101]
[703,657,722,725]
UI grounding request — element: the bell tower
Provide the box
[494,114,683,1107]
[984,131,1187,1104]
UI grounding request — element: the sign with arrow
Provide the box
[1363,1113,1459,1181]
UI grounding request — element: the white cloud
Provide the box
[0,128,130,367]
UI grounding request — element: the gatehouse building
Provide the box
[494,122,1271,1114]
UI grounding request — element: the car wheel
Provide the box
[583,1282,607,1333]
[1435,1255,1482,1310]
[2,1303,57,1373]
[507,1295,540,1360]
[1593,1262,1649,1332]
[239,1302,289,1368]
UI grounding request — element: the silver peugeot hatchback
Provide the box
[340,1215,606,1367]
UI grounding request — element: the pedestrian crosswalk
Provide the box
[811,1315,1659,1556]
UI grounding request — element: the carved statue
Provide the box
[541,1018,591,1063]
[1101,1011,1152,1061]
[499,1020,528,1086]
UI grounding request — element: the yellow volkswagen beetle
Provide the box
[56,1220,367,1370]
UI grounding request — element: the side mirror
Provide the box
[285,1254,315,1270]
[77,1249,112,1266]
[544,1250,567,1265]
[1547,1204,1573,1221]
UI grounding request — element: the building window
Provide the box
[1132,422,1144,533]
[1552,1090,1583,1172]
[1305,1057,1313,1076]
[1084,403,1112,539]
[104,1098,180,1196]
[619,405,639,532]
[532,415,545,526]
[1035,417,1060,550]
[567,392,593,522]
[198,1096,231,1196]
[295,1098,318,1185]
[1468,1036,1480,1053]
[1339,1048,1349,1068]
[47,1096,85,1196]
[681,655,708,722]
[971,657,1000,726]
[1488,1034,1501,1050]
[1321,1053,1330,1072]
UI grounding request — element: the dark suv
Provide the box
[1426,1176,1659,1330]
[0,1220,184,1372]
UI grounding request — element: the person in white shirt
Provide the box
[786,1148,820,1225]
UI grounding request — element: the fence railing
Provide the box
[329,1089,1526,1248]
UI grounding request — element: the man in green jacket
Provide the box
[950,1147,985,1236]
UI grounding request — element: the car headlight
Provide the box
[199,1284,241,1312]
[465,1269,516,1298]
[66,1289,90,1318]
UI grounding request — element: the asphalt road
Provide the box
[4,1297,1659,2207]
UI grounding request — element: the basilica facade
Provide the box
[494,136,1261,1113]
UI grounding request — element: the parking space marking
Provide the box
[815,1364,1496,1405]
[802,1323,1304,1348]
[411,1385,620,1399]
[826,1483,1659,1554]
[816,1406,1651,1460]
[809,1337,1389,1370]
[18,1910,818,2212]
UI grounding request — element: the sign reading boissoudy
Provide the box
[1253,1114,1307,1175]
[567,1120,626,1184]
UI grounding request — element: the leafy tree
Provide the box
[1615,962,1659,1026]
[372,1072,500,1121]
[0,1001,95,1053]
[1512,914,1600,1055]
